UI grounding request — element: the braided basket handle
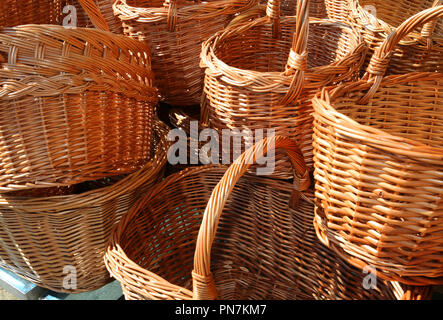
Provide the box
[191,136,310,299]
[360,4,443,103]
[77,0,111,31]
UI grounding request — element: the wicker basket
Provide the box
[0,120,169,293]
[200,0,366,179]
[349,0,442,74]
[281,0,350,22]
[0,23,158,192]
[104,136,432,300]
[312,6,443,286]
[0,0,123,33]
[111,0,257,106]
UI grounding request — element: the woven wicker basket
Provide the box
[0,23,158,192]
[0,0,123,32]
[312,6,443,286]
[104,136,432,300]
[200,0,366,179]
[0,120,169,293]
[111,0,257,106]
[281,0,350,22]
[349,0,442,74]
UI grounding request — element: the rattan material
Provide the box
[281,0,350,22]
[104,136,432,300]
[0,24,158,192]
[349,0,443,74]
[0,120,169,293]
[312,6,443,286]
[0,0,123,33]
[200,0,366,179]
[112,0,257,106]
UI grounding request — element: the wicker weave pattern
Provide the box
[312,6,443,286]
[112,0,257,106]
[105,136,432,300]
[349,0,443,74]
[201,0,366,177]
[281,0,350,22]
[0,120,169,293]
[0,24,158,191]
[0,0,123,33]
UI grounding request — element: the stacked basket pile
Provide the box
[0,0,441,300]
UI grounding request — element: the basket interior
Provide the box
[357,0,443,35]
[212,19,357,74]
[334,78,443,148]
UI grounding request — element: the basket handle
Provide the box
[77,0,111,31]
[360,4,443,104]
[191,136,310,299]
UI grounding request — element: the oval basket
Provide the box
[0,120,169,293]
[200,0,366,179]
[105,136,432,300]
[0,23,158,192]
[312,6,443,286]
[112,0,257,106]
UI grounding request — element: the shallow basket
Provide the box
[349,0,443,74]
[200,0,366,178]
[112,0,257,106]
[105,136,432,300]
[0,120,169,293]
[0,24,158,192]
[312,6,443,286]
[0,0,123,33]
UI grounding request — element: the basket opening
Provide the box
[213,20,356,73]
[334,78,443,148]
[356,0,442,35]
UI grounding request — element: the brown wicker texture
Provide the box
[112,0,257,106]
[312,6,443,286]
[349,0,443,75]
[104,136,432,300]
[200,0,366,179]
[0,0,123,33]
[0,23,158,192]
[280,0,350,22]
[0,120,169,293]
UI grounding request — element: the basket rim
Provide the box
[350,0,443,45]
[312,71,443,163]
[200,16,366,92]
[113,0,257,21]
[0,119,170,209]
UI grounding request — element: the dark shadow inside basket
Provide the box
[356,0,443,35]
[334,78,443,148]
[213,19,355,74]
